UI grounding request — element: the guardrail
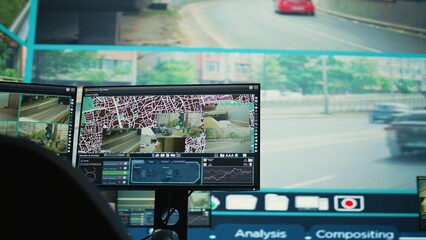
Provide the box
[314,0,426,34]
[0,76,23,82]
[261,93,426,115]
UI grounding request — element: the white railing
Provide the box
[261,93,426,114]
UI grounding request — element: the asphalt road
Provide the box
[260,112,426,190]
[103,131,141,152]
[182,0,426,53]
[20,104,69,123]
[206,139,251,153]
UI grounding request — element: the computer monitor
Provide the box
[0,81,77,162]
[418,176,426,231]
[116,190,211,227]
[75,83,260,190]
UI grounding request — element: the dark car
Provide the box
[162,129,172,136]
[274,0,315,15]
[368,103,411,123]
[385,110,426,157]
[152,127,162,134]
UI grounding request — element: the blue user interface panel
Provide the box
[125,190,426,240]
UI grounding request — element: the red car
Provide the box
[274,0,315,15]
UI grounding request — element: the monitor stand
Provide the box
[154,190,189,240]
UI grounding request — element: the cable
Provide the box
[140,190,194,240]
[162,190,193,225]
[141,234,152,240]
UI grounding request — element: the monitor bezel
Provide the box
[0,81,78,162]
[417,176,426,231]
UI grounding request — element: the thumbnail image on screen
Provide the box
[0,82,77,162]
[76,84,260,190]
[116,190,211,227]
[418,176,426,231]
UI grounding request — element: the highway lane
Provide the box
[183,0,426,53]
[19,104,69,123]
[0,112,18,121]
[206,139,251,153]
[260,112,426,190]
[103,131,141,152]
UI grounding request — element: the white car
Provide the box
[218,120,231,128]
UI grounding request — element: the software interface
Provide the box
[418,176,426,230]
[76,84,260,189]
[116,190,211,227]
[0,82,77,162]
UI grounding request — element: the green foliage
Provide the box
[277,55,321,94]
[206,128,222,139]
[394,79,418,93]
[187,127,202,138]
[0,0,28,27]
[376,76,393,92]
[0,41,7,61]
[349,57,379,93]
[165,119,179,127]
[257,55,420,95]
[191,198,209,208]
[205,128,215,139]
[0,39,9,74]
[71,71,107,82]
[256,54,282,90]
[29,130,46,140]
[2,68,20,78]
[138,59,196,85]
[228,131,239,139]
[325,56,353,94]
[33,50,100,80]
[0,32,22,79]
[113,64,131,76]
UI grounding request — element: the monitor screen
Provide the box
[116,190,211,227]
[0,81,77,162]
[75,83,260,190]
[418,176,426,231]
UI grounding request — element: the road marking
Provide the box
[283,175,337,188]
[258,1,383,52]
[262,129,385,145]
[181,0,384,51]
[180,1,233,48]
[262,132,385,153]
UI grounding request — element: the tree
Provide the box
[228,131,239,139]
[255,54,283,90]
[376,76,393,93]
[0,0,28,27]
[348,57,379,93]
[277,55,321,94]
[0,32,20,79]
[394,79,418,93]
[33,50,100,81]
[325,56,353,94]
[138,59,196,85]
